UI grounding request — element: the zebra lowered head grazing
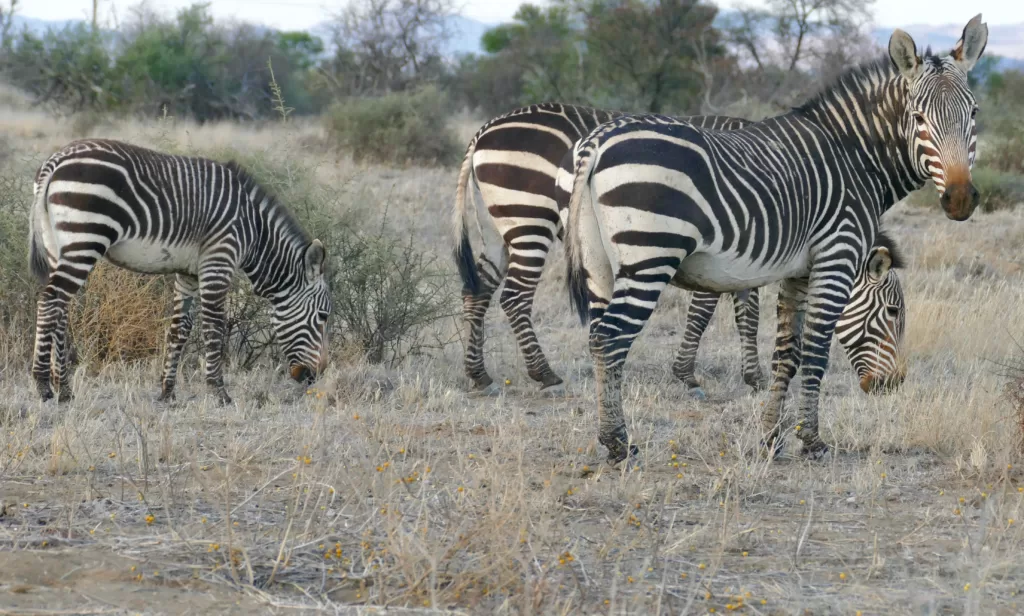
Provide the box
[28,139,332,404]
[564,15,987,464]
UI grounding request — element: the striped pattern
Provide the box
[452,104,906,400]
[29,139,331,403]
[563,17,987,463]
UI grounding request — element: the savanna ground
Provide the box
[3,93,1024,615]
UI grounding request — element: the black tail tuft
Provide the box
[567,257,589,326]
[454,232,480,296]
[28,230,50,285]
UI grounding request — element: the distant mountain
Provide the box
[10,15,85,37]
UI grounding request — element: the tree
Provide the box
[322,0,456,95]
[570,0,722,113]
[0,0,17,52]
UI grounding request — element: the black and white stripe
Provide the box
[453,104,907,400]
[28,139,331,403]
[563,16,987,463]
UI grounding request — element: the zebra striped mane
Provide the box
[794,47,943,116]
[225,160,312,247]
[875,228,906,269]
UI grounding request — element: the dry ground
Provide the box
[3,103,1024,615]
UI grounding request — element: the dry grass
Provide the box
[3,104,1024,615]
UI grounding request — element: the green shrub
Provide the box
[324,85,462,167]
[973,167,1024,212]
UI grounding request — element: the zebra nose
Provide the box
[859,371,905,395]
[290,364,315,384]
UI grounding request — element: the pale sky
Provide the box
[23,0,1024,31]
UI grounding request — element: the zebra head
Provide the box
[836,234,907,394]
[889,14,988,221]
[274,239,332,384]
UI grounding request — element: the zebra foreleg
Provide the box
[733,288,767,390]
[198,262,234,406]
[499,264,562,391]
[791,267,855,459]
[159,274,199,402]
[671,291,722,400]
[762,277,808,457]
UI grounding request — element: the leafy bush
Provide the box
[324,85,462,167]
[217,148,455,366]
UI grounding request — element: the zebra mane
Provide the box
[874,228,906,269]
[794,46,945,115]
[225,160,312,247]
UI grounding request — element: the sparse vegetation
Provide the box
[324,86,462,167]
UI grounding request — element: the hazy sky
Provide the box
[25,0,1024,31]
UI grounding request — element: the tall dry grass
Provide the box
[2,97,1024,614]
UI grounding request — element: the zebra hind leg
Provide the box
[462,268,501,394]
[733,288,768,391]
[762,277,808,458]
[672,291,723,401]
[593,267,678,466]
[32,257,98,402]
[158,274,199,402]
[499,263,563,392]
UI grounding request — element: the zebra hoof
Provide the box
[57,389,73,404]
[607,444,642,470]
[746,377,769,392]
[540,382,566,398]
[157,390,176,403]
[760,438,784,460]
[800,440,831,461]
[687,386,708,401]
[471,382,501,397]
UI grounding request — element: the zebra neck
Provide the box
[791,63,926,213]
[240,200,308,302]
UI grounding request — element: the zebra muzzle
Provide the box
[940,180,980,222]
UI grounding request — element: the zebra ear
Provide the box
[951,14,988,73]
[889,29,921,82]
[304,239,326,282]
[867,246,893,282]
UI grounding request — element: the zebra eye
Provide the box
[970,107,979,120]
[886,305,900,319]
[911,112,926,128]
[317,310,329,321]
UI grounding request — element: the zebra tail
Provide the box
[452,134,481,296]
[28,172,51,285]
[564,138,599,327]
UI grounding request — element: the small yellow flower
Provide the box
[939,490,944,496]
[145,514,155,525]
[742,551,748,557]
[698,563,706,570]
[671,453,677,460]
[954,508,961,515]
[457,486,464,492]
[353,414,360,420]
[964,583,971,591]
[761,600,767,605]
[677,473,683,479]
[627,576,634,583]
[794,425,802,432]
[1009,519,1015,525]
[799,500,806,505]
[505,379,511,385]
[959,497,966,504]
[108,452,117,458]
[839,572,846,580]
[680,573,688,579]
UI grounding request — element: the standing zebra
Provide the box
[564,16,987,463]
[29,139,332,404]
[453,105,906,399]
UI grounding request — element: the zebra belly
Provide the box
[672,252,809,293]
[105,239,201,275]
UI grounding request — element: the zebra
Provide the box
[563,16,987,464]
[28,139,332,404]
[453,105,906,399]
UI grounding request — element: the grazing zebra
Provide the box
[28,139,332,404]
[564,16,986,464]
[453,105,906,399]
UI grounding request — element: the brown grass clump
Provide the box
[69,263,172,367]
